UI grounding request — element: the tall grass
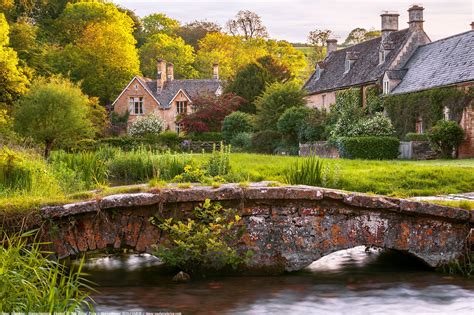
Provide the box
[284,155,325,186]
[207,143,231,177]
[0,230,94,312]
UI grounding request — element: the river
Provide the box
[82,247,474,314]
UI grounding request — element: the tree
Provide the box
[254,81,306,131]
[221,111,254,142]
[299,108,329,143]
[142,13,180,38]
[178,20,221,49]
[307,29,332,62]
[226,10,268,40]
[0,13,29,108]
[54,2,139,104]
[139,33,198,79]
[277,107,312,145]
[264,40,306,78]
[13,76,94,158]
[428,120,465,158]
[343,28,367,46]
[179,93,246,133]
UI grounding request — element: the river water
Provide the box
[83,247,474,314]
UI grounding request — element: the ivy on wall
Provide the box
[383,87,474,138]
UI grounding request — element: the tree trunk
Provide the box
[44,140,54,158]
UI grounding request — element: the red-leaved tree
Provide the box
[179,93,247,133]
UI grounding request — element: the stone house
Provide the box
[112,59,223,133]
[304,5,474,157]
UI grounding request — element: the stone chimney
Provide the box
[166,63,174,81]
[157,58,166,91]
[381,11,399,41]
[408,5,424,31]
[326,39,338,56]
[213,63,219,80]
[471,22,474,30]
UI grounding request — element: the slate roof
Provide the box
[391,30,474,94]
[304,29,411,94]
[135,76,222,109]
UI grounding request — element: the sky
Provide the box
[115,0,473,43]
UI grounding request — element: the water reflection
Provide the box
[83,247,474,314]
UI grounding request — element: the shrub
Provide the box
[157,131,183,148]
[405,132,429,141]
[151,199,249,274]
[186,132,223,142]
[428,120,465,158]
[230,132,252,151]
[298,108,329,143]
[207,143,231,177]
[349,113,395,137]
[128,114,164,137]
[337,136,400,160]
[251,130,281,154]
[221,112,254,142]
[172,164,207,183]
[277,107,311,145]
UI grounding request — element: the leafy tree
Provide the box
[54,2,139,104]
[13,76,94,158]
[299,108,329,143]
[344,27,381,46]
[277,107,312,145]
[117,5,145,46]
[226,10,268,39]
[139,33,198,79]
[428,120,465,158]
[254,81,306,131]
[87,96,109,138]
[179,93,246,133]
[257,55,292,83]
[307,29,332,62]
[0,13,29,108]
[365,29,381,40]
[178,20,221,49]
[265,40,307,78]
[221,111,254,142]
[142,13,180,38]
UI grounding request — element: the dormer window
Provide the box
[344,59,351,73]
[315,65,323,80]
[383,79,390,94]
[344,52,358,74]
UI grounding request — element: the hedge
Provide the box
[186,132,223,142]
[404,132,429,141]
[336,136,400,160]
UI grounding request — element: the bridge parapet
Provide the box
[41,184,473,272]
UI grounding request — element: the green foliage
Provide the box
[277,107,312,145]
[405,133,429,141]
[428,120,465,158]
[0,231,93,312]
[186,132,223,142]
[13,76,95,157]
[139,33,198,79]
[151,199,248,274]
[298,108,329,143]
[142,13,180,38]
[284,156,323,186]
[207,143,231,177]
[221,112,254,143]
[349,113,395,137]
[254,81,306,131]
[251,130,281,154]
[230,132,252,151]
[128,114,164,137]
[0,13,29,108]
[384,87,473,138]
[337,136,400,160]
[177,20,221,49]
[172,164,207,183]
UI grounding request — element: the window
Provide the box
[443,107,450,120]
[383,80,390,94]
[129,97,144,115]
[175,123,182,134]
[415,118,424,134]
[134,84,138,90]
[176,101,188,114]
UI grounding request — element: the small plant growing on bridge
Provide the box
[151,199,249,274]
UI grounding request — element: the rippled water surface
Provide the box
[83,247,474,314]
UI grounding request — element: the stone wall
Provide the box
[299,142,340,158]
[40,184,472,273]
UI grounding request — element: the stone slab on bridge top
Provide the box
[40,183,473,272]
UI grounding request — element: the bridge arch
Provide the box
[40,184,472,273]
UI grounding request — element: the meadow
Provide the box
[1,147,473,214]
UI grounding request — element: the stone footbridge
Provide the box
[41,184,473,272]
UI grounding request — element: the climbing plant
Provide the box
[384,87,473,138]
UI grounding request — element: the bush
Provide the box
[128,114,164,137]
[337,136,400,160]
[277,107,311,145]
[428,120,465,158]
[298,108,329,143]
[221,112,254,142]
[186,132,223,142]
[157,131,183,148]
[230,132,252,151]
[405,133,429,141]
[349,113,395,137]
[251,130,282,154]
[207,144,231,177]
[151,199,248,274]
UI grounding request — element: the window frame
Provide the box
[129,96,144,115]
[176,100,188,114]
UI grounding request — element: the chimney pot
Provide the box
[166,63,174,81]
[381,11,399,41]
[326,39,338,56]
[408,5,424,31]
[213,63,219,80]
[157,58,166,92]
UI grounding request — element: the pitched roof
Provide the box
[304,29,411,95]
[391,30,474,94]
[136,77,222,109]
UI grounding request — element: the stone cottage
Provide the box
[112,60,223,133]
[304,5,474,157]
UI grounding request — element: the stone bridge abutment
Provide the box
[40,184,473,273]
